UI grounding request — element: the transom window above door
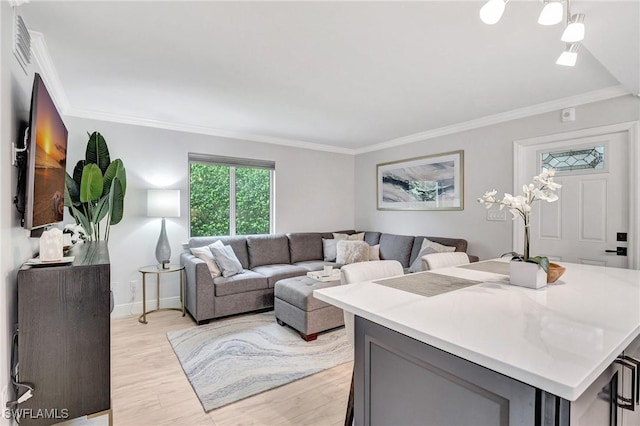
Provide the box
[540,145,605,174]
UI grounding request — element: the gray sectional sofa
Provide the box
[181,231,477,325]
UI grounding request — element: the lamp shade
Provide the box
[538,2,563,26]
[561,14,585,42]
[556,44,579,67]
[480,0,506,25]
[147,189,180,218]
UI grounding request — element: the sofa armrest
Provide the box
[468,254,479,263]
[181,252,216,322]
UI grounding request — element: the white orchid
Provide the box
[478,170,562,261]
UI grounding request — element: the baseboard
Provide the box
[111,296,182,319]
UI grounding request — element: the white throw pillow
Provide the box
[209,244,244,278]
[409,247,437,273]
[190,246,221,278]
[336,240,370,265]
[333,232,365,241]
[420,238,456,253]
[323,238,340,262]
[369,244,380,261]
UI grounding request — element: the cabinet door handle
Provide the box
[615,357,637,410]
[621,355,640,405]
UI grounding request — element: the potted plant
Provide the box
[64,132,126,242]
[478,170,562,288]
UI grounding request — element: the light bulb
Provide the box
[561,14,585,42]
[538,2,563,26]
[556,44,579,67]
[480,0,507,25]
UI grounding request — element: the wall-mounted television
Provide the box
[23,73,68,230]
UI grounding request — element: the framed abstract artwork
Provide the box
[377,150,464,211]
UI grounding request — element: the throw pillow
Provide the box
[420,238,456,253]
[333,232,365,241]
[409,247,438,273]
[336,240,370,265]
[323,238,340,262]
[189,246,221,278]
[209,244,244,278]
[369,244,380,261]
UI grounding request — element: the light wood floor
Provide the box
[111,311,352,426]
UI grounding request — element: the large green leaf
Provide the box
[92,195,110,224]
[109,177,125,225]
[72,160,85,188]
[102,159,126,197]
[65,184,92,236]
[85,132,111,174]
[65,172,80,205]
[79,164,104,203]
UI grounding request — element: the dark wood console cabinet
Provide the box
[17,242,111,425]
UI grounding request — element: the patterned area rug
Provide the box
[167,312,352,412]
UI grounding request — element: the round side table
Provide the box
[138,264,185,324]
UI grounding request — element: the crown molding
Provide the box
[29,31,70,113]
[30,28,630,157]
[355,85,631,154]
[64,107,356,155]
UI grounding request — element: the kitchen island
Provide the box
[314,259,640,425]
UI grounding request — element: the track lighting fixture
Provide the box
[561,13,585,42]
[480,0,507,25]
[538,1,564,26]
[479,0,585,66]
[556,43,579,66]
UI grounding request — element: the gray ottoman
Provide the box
[274,276,345,341]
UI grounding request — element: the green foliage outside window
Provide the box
[236,168,270,235]
[189,163,271,237]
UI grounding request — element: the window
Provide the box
[189,154,274,236]
[541,145,605,173]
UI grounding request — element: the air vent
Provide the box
[13,12,31,74]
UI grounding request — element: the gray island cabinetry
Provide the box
[314,260,640,426]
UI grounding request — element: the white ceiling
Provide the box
[19,1,639,152]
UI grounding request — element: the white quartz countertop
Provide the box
[314,259,640,401]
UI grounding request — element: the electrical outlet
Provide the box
[129,280,137,302]
[487,210,507,221]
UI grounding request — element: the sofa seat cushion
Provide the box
[251,264,308,288]
[275,276,341,312]
[213,270,269,297]
[247,234,291,268]
[293,260,339,272]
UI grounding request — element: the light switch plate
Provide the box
[487,210,507,221]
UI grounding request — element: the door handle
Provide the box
[622,355,640,405]
[605,247,628,256]
[615,357,638,410]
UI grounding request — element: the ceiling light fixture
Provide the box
[561,13,585,42]
[479,0,585,66]
[538,1,564,26]
[556,43,579,66]
[480,0,508,25]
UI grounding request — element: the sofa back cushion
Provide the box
[364,231,381,246]
[379,233,415,267]
[188,236,250,269]
[247,234,291,268]
[410,236,468,265]
[287,233,323,263]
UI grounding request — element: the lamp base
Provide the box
[155,218,171,266]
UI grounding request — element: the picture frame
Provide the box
[377,150,464,211]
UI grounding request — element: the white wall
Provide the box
[62,116,355,316]
[0,3,41,422]
[354,95,640,260]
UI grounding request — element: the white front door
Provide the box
[516,127,635,269]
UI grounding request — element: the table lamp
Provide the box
[147,189,180,268]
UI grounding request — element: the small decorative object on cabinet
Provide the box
[478,169,562,288]
[547,262,566,283]
[16,242,111,425]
